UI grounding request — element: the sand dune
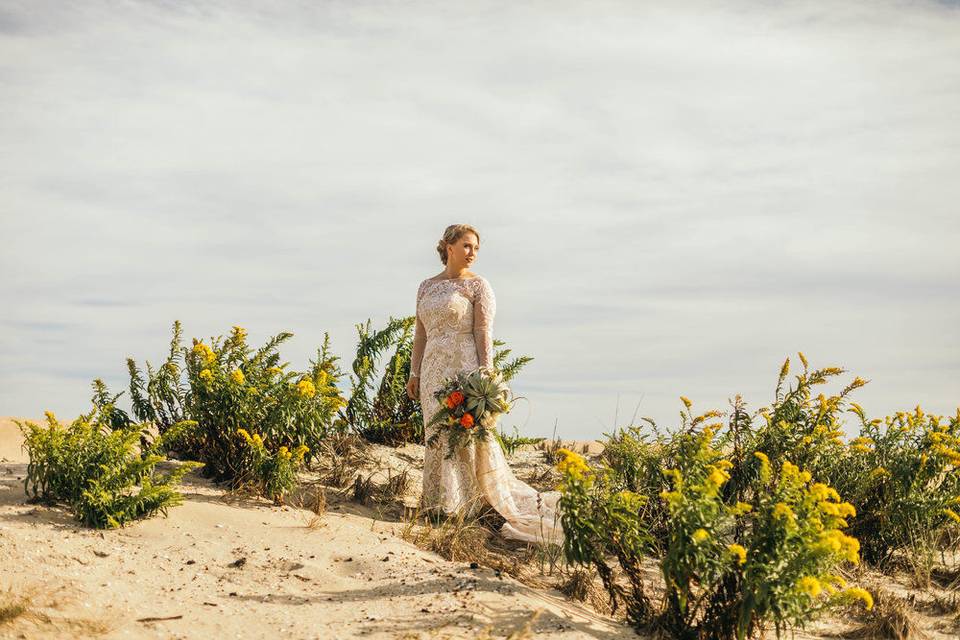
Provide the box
[0,417,630,639]
[3,416,958,640]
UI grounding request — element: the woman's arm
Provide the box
[409,282,427,380]
[472,277,497,369]
[410,315,426,380]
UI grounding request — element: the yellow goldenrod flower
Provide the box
[753,451,771,482]
[680,396,692,409]
[869,467,890,480]
[230,369,245,385]
[660,490,681,507]
[193,342,216,365]
[731,501,753,515]
[851,444,871,454]
[297,379,317,399]
[692,528,709,543]
[267,366,282,376]
[798,576,822,597]
[556,449,590,480]
[838,502,857,518]
[810,483,841,503]
[252,433,263,447]
[820,502,841,517]
[707,467,730,488]
[316,370,329,386]
[663,468,682,485]
[844,587,873,610]
[237,428,252,443]
[840,534,860,564]
[715,459,733,471]
[232,325,247,341]
[773,502,796,525]
[199,369,213,383]
[943,508,960,524]
[798,351,808,368]
[727,543,747,565]
[828,575,848,589]
[779,357,790,380]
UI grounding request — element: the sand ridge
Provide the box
[0,417,631,639]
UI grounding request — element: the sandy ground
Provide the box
[0,417,630,640]
[3,416,959,640]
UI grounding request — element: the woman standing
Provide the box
[405,224,562,545]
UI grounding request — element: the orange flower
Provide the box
[459,413,475,428]
[446,391,465,409]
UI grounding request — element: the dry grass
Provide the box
[843,588,929,640]
[351,468,412,506]
[312,431,376,488]
[400,497,551,589]
[291,482,328,530]
[559,567,613,615]
[919,591,960,616]
[539,437,563,466]
[0,585,109,635]
[930,564,960,590]
[401,497,492,563]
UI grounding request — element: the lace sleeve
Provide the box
[472,277,496,369]
[410,281,427,379]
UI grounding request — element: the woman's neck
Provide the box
[443,266,470,279]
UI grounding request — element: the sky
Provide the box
[1,0,958,439]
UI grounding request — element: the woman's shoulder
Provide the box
[420,271,485,284]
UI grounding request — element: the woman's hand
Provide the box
[406,376,419,400]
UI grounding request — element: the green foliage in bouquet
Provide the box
[17,390,201,529]
[235,428,309,505]
[124,323,345,483]
[424,367,513,459]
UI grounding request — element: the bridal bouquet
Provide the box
[425,367,513,459]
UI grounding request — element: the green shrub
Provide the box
[740,354,960,570]
[344,317,422,445]
[557,447,654,627]
[126,323,346,483]
[235,429,309,504]
[839,405,960,568]
[495,426,544,457]
[17,406,200,529]
[560,382,876,639]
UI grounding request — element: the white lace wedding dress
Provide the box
[410,275,563,546]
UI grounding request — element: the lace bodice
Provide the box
[410,276,496,382]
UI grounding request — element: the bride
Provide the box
[405,224,563,545]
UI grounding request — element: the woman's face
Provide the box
[448,232,479,268]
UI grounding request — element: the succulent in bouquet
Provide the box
[425,367,513,458]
